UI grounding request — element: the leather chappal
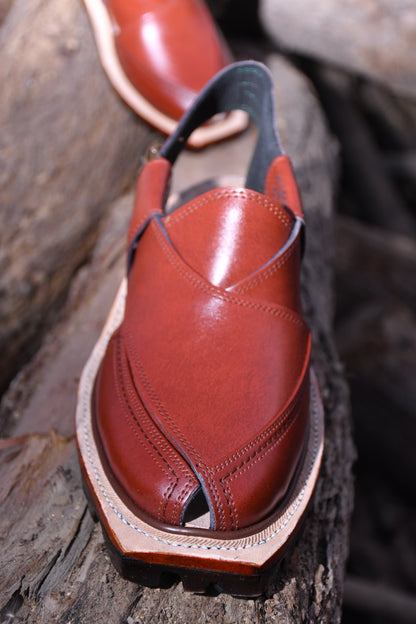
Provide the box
[82,0,247,146]
[75,61,324,597]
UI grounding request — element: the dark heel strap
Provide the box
[160,61,284,193]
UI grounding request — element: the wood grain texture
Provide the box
[259,0,416,98]
[0,53,354,623]
[0,0,158,394]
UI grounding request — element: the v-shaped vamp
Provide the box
[75,61,324,596]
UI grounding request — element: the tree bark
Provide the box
[0,53,354,623]
[0,0,158,395]
[259,0,416,99]
[335,214,416,312]
[309,67,416,238]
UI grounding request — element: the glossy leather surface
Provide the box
[94,155,311,532]
[94,328,199,525]
[106,0,231,120]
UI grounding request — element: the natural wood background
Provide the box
[6,0,416,621]
[0,0,158,395]
[0,5,354,615]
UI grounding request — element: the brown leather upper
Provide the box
[94,156,311,532]
[106,0,231,120]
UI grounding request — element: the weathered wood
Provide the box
[0,53,354,622]
[0,192,133,439]
[0,0,13,23]
[334,214,416,618]
[259,0,416,99]
[384,150,416,186]
[357,81,416,153]
[0,0,158,394]
[310,68,416,237]
[336,297,416,483]
[344,576,416,623]
[335,214,416,311]
[335,214,416,483]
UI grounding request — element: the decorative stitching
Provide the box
[225,417,297,484]
[118,334,179,476]
[222,480,239,530]
[120,335,197,484]
[232,244,296,295]
[166,188,292,228]
[124,221,308,529]
[172,480,196,526]
[125,330,228,531]
[152,221,307,329]
[81,352,321,551]
[212,373,308,473]
[78,278,321,549]
[193,459,227,529]
[125,331,206,471]
[221,386,307,485]
[114,333,177,522]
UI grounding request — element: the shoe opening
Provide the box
[180,485,211,530]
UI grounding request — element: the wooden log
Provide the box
[0,0,13,23]
[335,214,416,486]
[335,214,416,311]
[259,0,416,99]
[357,82,416,153]
[310,67,416,237]
[384,150,416,185]
[0,0,158,395]
[350,80,416,213]
[344,576,416,623]
[334,216,416,612]
[0,53,354,622]
[355,81,416,201]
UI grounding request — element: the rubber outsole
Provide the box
[82,475,307,597]
[102,526,285,597]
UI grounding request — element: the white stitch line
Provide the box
[78,281,322,552]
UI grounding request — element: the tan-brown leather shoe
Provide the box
[76,61,324,596]
[82,0,247,147]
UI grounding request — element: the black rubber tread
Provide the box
[80,459,303,597]
[100,522,281,598]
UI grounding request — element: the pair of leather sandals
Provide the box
[75,61,324,597]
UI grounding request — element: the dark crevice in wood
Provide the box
[0,584,25,623]
[34,549,63,597]
[305,65,416,237]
